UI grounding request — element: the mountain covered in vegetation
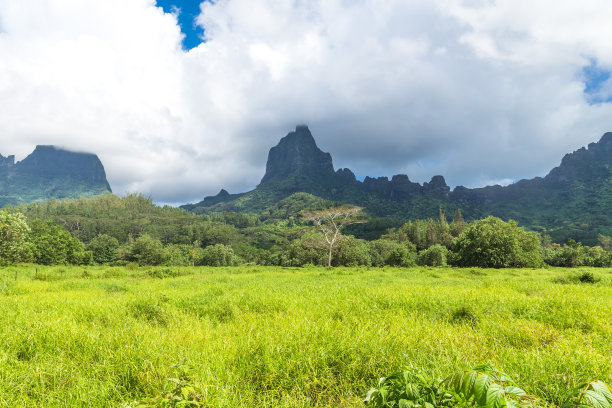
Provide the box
[0,145,111,207]
[184,126,612,244]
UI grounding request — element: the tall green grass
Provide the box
[0,265,610,407]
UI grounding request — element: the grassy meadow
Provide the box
[0,265,610,407]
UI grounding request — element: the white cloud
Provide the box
[1,0,612,204]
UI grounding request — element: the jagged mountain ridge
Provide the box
[0,145,112,207]
[183,126,612,244]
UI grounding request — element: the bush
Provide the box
[128,234,166,266]
[449,216,543,268]
[200,244,236,266]
[368,239,412,267]
[577,271,598,284]
[281,231,327,266]
[417,244,448,266]
[365,364,612,408]
[386,244,417,267]
[29,220,90,265]
[87,234,119,264]
[333,236,371,266]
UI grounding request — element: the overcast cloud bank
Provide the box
[1,0,612,204]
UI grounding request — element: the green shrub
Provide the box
[199,244,236,267]
[333,236,371,266]
[578,271,598,284]
[418,244,448,266]
[368,239,412,267]
[450,306,479,325]
[128,234,166,266]
[450,216,543,268]
[87,234,119,264]
[147,268,180,279]
[386,244,417,267]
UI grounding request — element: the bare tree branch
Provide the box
[302,206,365,266]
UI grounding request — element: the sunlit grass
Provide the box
[0,265,610,407]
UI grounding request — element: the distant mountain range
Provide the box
[2,127,611,244]
[183,125,612,244]
[0,145,111,207]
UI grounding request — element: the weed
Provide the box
[128,298,168,326]
[147,268,179,279]
[127,365,206,407]
[578,271,598,284]
[450,306,479,325]
[365,364,612,408]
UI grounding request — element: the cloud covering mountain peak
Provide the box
[1,0,612,204]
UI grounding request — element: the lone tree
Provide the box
[303,206,365,266]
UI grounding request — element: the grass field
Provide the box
[0,265,610,407]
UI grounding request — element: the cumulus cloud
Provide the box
[1,0,612,204]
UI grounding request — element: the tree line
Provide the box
[1,194,611,268]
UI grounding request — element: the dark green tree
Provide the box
[333,236,371,266]
[128,234,166,265]
[87,234,119,264]
[449,216,542,268]
[29,220,90,265]
[418,244,448,266]
[0,211,31,265]
[200,244,237,266]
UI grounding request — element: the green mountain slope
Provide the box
[0,145,112,207]
[183,127,612,244]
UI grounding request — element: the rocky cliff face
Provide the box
[0,154,15,167]
[260,125,335,184]
[257,125,451,200]
[0,145,112,207]
[544,132,612,185]
[450,132,612,205]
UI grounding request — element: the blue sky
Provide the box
[583,60,612,104]
[156,0,206,50]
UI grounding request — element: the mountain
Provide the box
[183,126,612,244]
[0,145,112,207]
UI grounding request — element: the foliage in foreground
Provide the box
[127,365,205,408]
[365,364,612,408]
[0,265,610,407]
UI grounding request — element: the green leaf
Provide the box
[582,390,611,408]
[485,383,507,408]
[590,381,612,405]
[504,386,527,397]
[405,383,421,400]
[474,373,493,405]
[461,371,479,398]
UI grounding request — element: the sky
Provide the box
[1,0,612,205]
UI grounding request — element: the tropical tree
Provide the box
[0,211,31,265]
[303,206,365,266]
[200,244,236,266]
[449,216,542,268]
[29,220,90,265]
[87,234,119,264]
[128,233,166,265]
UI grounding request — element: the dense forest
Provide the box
[2,193,611,268]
